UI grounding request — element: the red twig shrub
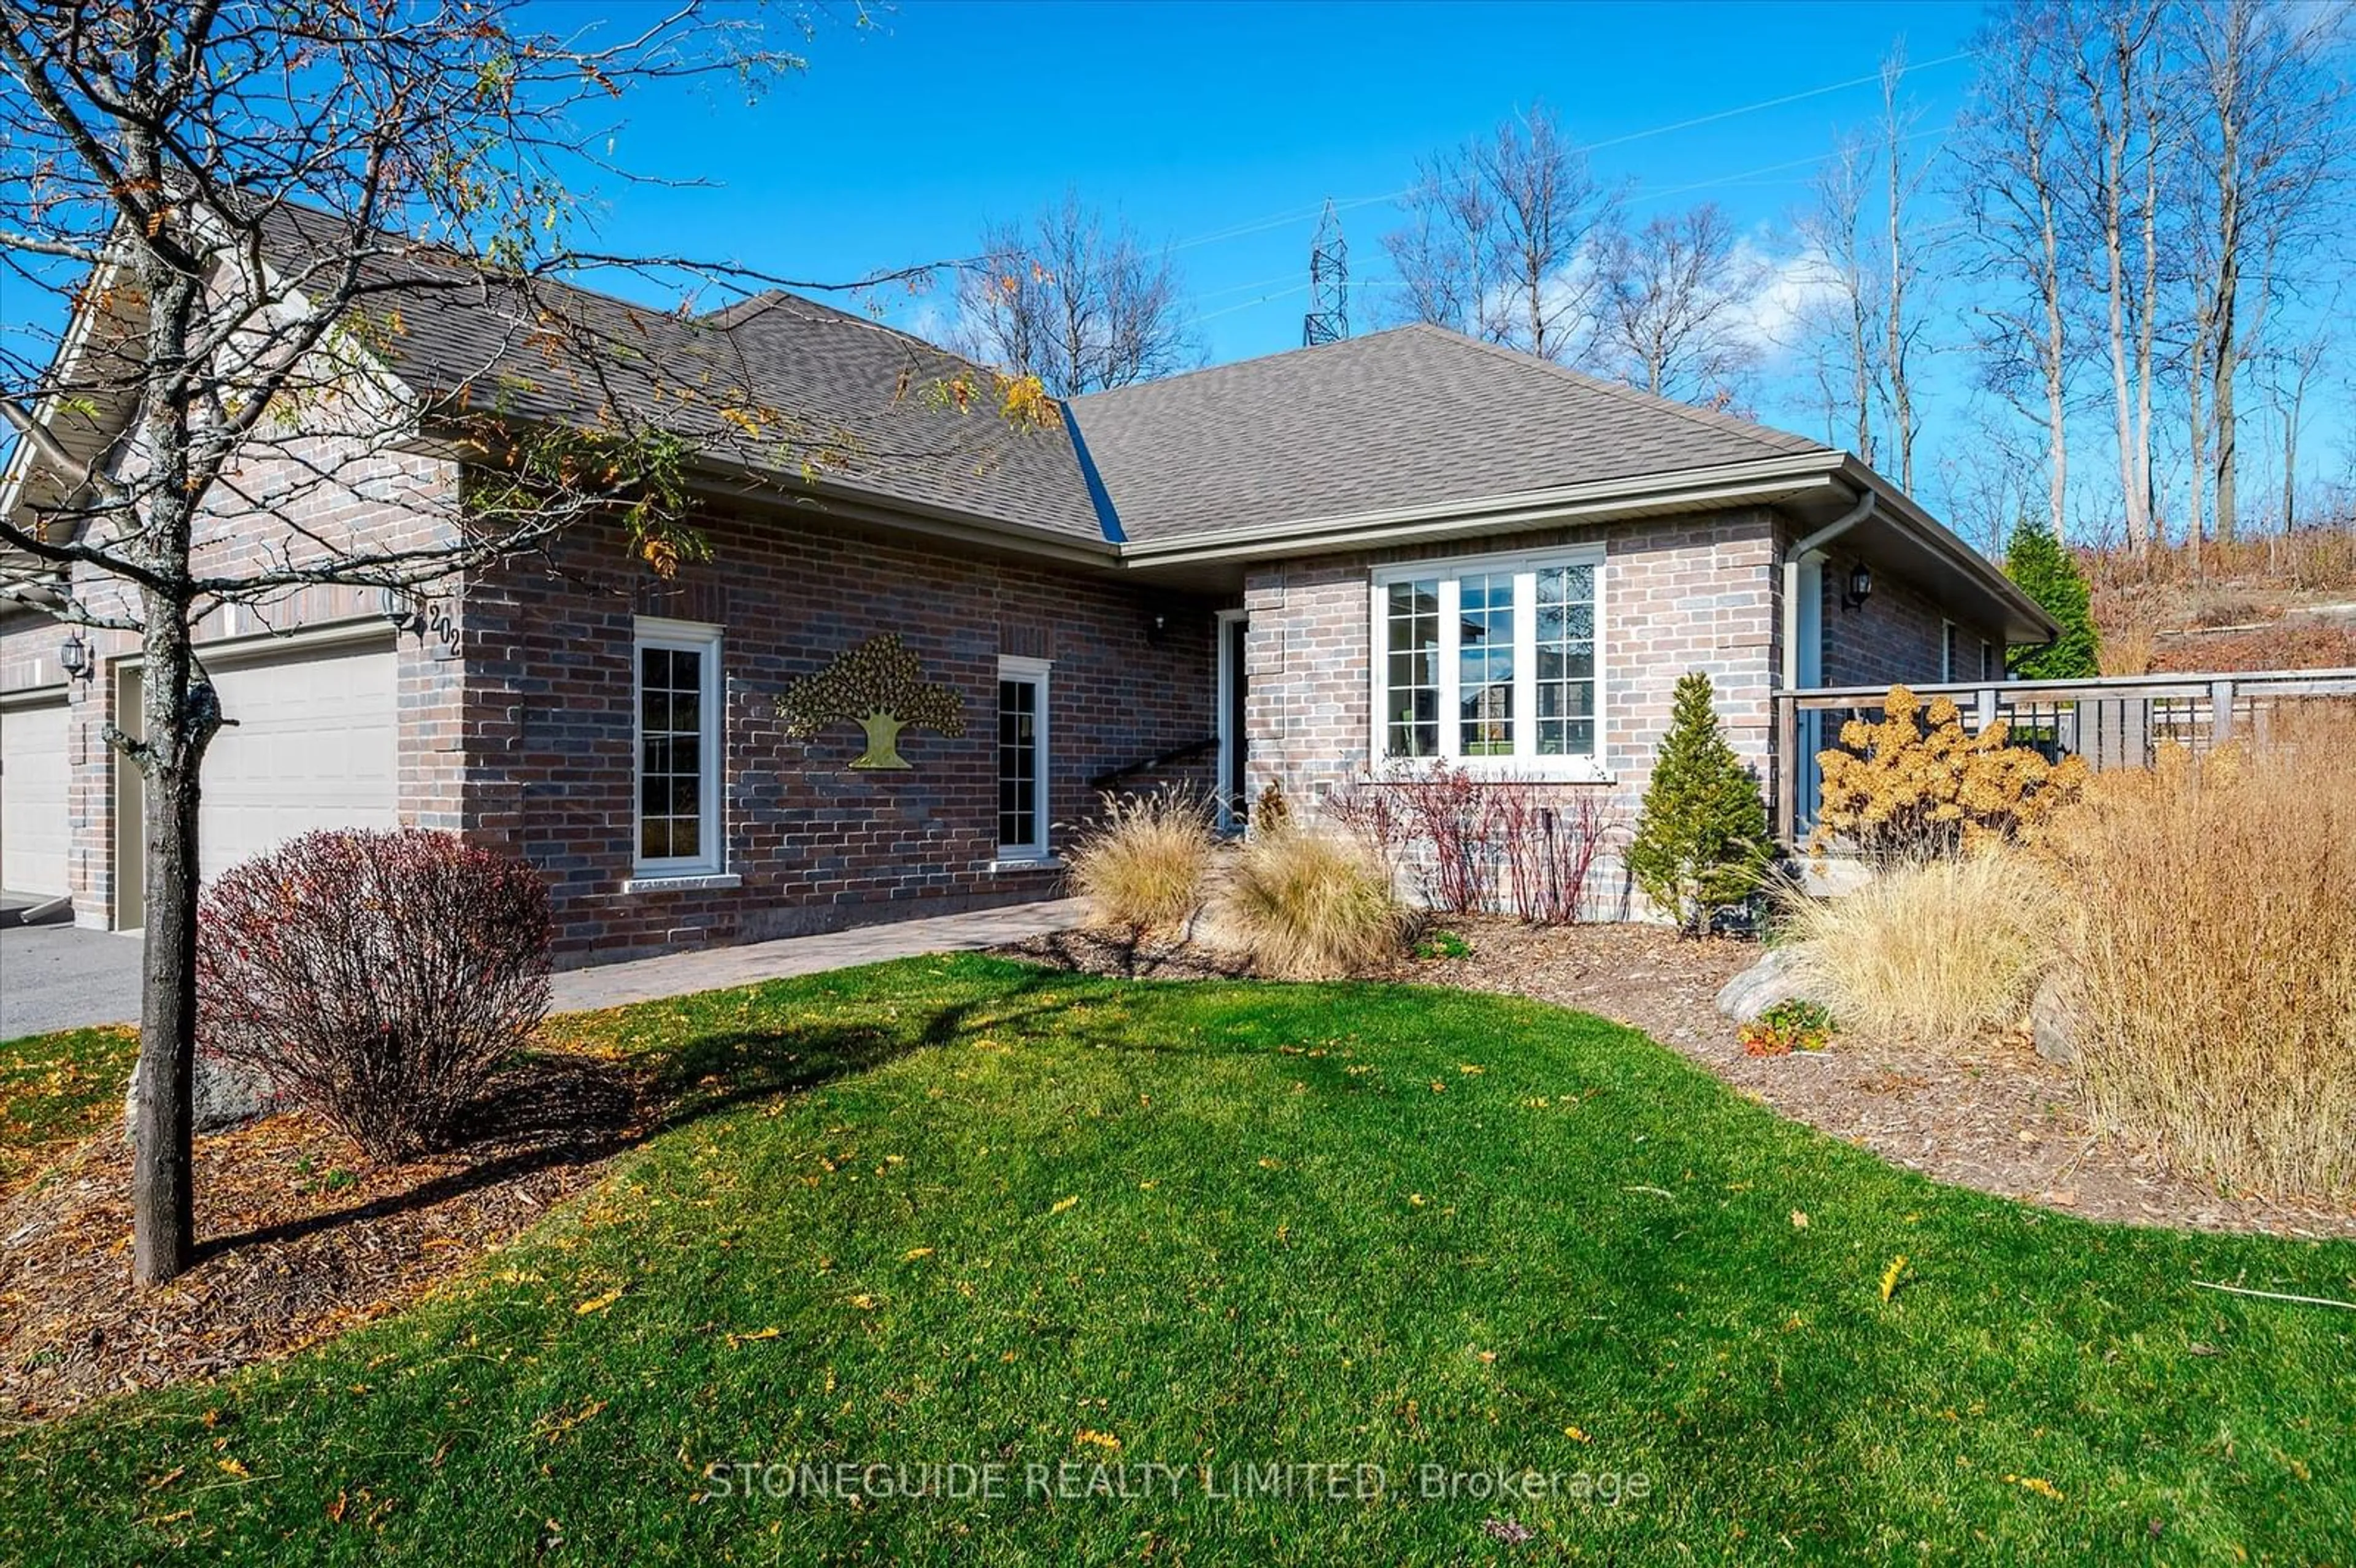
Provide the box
[1495,788,1622,925]
[1328,765,1621,923]
[197,829,553,1161]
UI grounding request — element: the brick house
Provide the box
[0,259,2052,966]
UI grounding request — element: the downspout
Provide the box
[1779,486,1876,691]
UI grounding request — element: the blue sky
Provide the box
[583,0,1981,368]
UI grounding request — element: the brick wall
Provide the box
[1238,510,1780,915]
[456,506,1218,964]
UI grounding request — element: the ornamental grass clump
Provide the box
[196,829,552,1161]
[1777,852,2059,1047]
[1812,685,2087,864]
[1065,789,1218,939]
[2043,712,2356,1194]
[1216,825,1407,980]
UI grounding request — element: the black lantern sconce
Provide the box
[1145,609,1171,647]
[58,627,93,688]
[377,583,423,636]
[1841,559,1874,613]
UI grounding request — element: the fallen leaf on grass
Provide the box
[725,1327,780,1348]
[1790,1210,1809,1229]
[575,1289,623,1316]
[1075,1429,1122,1452]
[902,1247,934,1261]
[1048,1196,1079,1216]
[1879,1255,1909,1304]
[2004,1474,2063,1500]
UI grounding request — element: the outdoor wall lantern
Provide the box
[58,627,92,684]
[377,584,423,635]
[1842,560,1874,612]
[1146,610,1170,647]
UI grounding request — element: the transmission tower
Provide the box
[1303,198,1348,347]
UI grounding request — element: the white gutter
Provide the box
[1780,486,1876,691]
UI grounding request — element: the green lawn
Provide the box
[3,958,2352,1564]
[0,1024,136,1196]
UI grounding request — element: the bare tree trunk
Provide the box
[1881,52,1916,493]
[128,597,218,1286]
[2188,329,2208,569]
[2212,249,2239,545]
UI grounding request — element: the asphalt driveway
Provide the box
[0,923,144,1040]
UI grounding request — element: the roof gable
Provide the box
[1066,325,1830,544]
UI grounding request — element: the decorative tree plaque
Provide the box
[777,632,966,769]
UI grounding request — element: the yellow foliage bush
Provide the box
[1812,685,2087,863]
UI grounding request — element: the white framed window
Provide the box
[996,655,1052,859]
[634,617,724,877]
[1369,544,1607,777]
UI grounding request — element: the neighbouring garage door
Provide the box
[0,697,72,897]
[199,639,398,883]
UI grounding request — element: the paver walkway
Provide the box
[549,899,1084,1013]
[0,899,1084,1040]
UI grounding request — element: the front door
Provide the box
[1216,612,1248,828]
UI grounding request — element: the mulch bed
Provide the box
[0,1051,642,1424]
[999,918,2356,1242]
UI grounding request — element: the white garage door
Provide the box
[0,698,71,897]
[201,640,398,883]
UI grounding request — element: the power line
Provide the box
[1166,48,1976,255]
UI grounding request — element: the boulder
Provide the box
[123,1051,282,1138]
[1714,946,1814,1024]
[2029,972,2077,1067]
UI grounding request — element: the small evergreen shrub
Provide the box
[2003,520,2100,679]
[1066,789,1217,938]
[1217,826,1407,979]
[196,829,552,1161]
[1627,672,1772,935]
[1812,685,2087,864]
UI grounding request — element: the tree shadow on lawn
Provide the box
[198,966,1096,1262]
[2,967,1109,1418]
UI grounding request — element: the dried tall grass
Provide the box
[1779,853,2060,1046]
[2045,709,2356,1195]
[1065,790,1217,937]
[1213,826,1407,980]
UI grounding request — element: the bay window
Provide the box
[1371,547,1604,775]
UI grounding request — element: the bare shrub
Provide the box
[1495,788,1622,924]
[1330,764,1619,923]
[1064,789,1218,939]
[2044,715,2356,1194]
[197,829,553,1161]
[1779,853,2059,1046]
[1215,826,1407,979]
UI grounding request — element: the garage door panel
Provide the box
[199,643,397,883]
[1,699,71,897]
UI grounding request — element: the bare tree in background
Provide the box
[1790,130,1881,461]
[1954,0,2077,542]
[2060,1,2172,553]
[2181,0,2349,546]
[1383,104,1620,364]
[1595,204,1765,406]
[954,191,1196,398]
[0,1,1009,1286]
[1879,45,1931,493]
